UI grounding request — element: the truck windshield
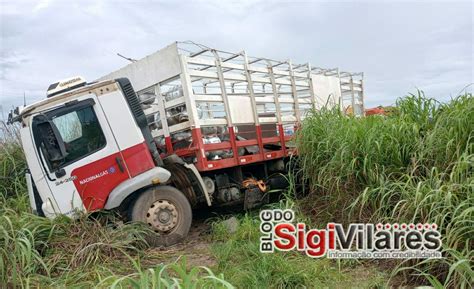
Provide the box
[33,101,106,171]
[51,106,106,168]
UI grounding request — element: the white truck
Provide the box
[9,42,364,245]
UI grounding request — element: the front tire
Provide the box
[130,185,192,246]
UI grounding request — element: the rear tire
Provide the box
[130,185,192,246]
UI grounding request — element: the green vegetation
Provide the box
[297,92,473,288]
[1,92,472,288]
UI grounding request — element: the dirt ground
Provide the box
[143,219,217,269]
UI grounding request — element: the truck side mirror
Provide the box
[55,168,66,178]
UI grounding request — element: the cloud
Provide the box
[0,0,472,115]
[33,0,54,12]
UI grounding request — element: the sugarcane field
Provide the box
[0,1,473,288]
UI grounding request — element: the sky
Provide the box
[0,0,472,118]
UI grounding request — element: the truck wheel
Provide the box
[130,185,192,247]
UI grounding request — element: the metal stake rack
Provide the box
[339,71,364,116]
[99,41,365,172]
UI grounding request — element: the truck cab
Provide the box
[12,77,194,246]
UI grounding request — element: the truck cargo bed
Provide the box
[98,41,364,171]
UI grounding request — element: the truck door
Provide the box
[31,94,130,215]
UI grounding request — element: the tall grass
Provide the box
[96,257,233,288]
[296,92,473,288]
[0,123,29,213]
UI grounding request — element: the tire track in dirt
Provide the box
[142,216,218,268]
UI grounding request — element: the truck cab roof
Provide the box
[16,79,117,122]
